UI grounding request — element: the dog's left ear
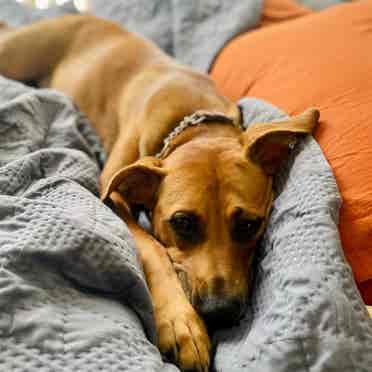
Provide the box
[241,108,320,174]
[101,157,166,209]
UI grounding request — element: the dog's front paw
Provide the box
[156,299,211,372]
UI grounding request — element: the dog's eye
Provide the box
[232,216,263,242]
[169,212,200,242]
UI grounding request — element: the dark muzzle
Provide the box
[195,295,244,330]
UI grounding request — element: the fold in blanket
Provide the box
[0,77,176,371]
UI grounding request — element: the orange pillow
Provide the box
[211,0,372,304]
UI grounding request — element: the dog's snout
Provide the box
[195,296,244,329]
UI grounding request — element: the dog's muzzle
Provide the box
[173,262,247,329]
[194,295,245,330]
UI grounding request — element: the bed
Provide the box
[0,1,371,371]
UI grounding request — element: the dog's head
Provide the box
[102,108,319,328]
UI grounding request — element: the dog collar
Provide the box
[156,110,241,158]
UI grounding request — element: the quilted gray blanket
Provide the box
[0,1,371,372]
[0,0,261,72]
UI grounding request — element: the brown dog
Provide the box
[0,15,319,371]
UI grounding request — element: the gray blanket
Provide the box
[0,77,175,371]
[0,0,261,72]
[0,1,371,372]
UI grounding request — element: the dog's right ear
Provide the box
[101,157,166,210]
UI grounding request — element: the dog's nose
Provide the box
[195,296,244,329]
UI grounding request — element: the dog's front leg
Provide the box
[110,192,211,372]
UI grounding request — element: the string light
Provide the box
[74,0,88,12]
[35,0,50,9]
[14,0,89,12]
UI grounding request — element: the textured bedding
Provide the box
[0,0,262,73]
[0,77,176,371]
[215,99,372,371]
[0,1,371,371]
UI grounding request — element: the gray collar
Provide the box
[156,110,241,158]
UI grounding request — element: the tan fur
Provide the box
[0,15,320,371]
